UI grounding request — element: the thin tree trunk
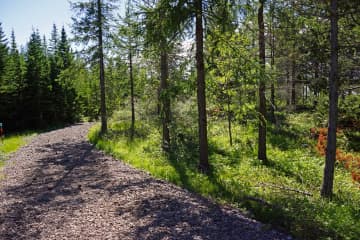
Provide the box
[291,59,296,106]
[321,0,338,198]
[302,85,305,105]
[270,0,276,123]
[286,67,290,106]
[258,0,267,163]
[98,0,107,134]
[195,0,209,172]
[160,48,170,150]
[314,62,319,108]
[129,50,135,139]
[227,95,233,146]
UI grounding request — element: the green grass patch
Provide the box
[0,132,36,172]
[89,112,360,240]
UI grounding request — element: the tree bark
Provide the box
[227,96,233,146]
[321,0,338,198]
[291,59,296,106]
[270,0,276,123]
[97,0,107,134]
[258,0,267,162]
[129,50,135,139]
[195,0,209,172]
[160,47,170,150]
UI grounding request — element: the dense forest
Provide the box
[0,0,359,239]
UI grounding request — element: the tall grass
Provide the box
[89,112,360,239]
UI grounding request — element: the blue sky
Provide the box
[0,0,73,48]
[0,0,125,48]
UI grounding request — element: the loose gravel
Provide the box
[0,123,292,240]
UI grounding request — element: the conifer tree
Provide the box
[119,0,138,140]
[58,27,72,69]
[321,0,339,198]
[49,24,59,56]
[7,31,24,128]
[258,0,267,163]
[24,30,49,128]
[142,0,176,149]
[6,30,23,93]
[0,23,8,84]
[71,0,118,134]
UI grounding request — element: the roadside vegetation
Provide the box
[89,110,360,240]
[0,132,36,173]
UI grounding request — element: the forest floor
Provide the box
[0,123,291,240]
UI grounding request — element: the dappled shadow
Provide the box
[267,126,305,151]
[0,139,112,239]
[1,124,290,239]
[127,193,286,240]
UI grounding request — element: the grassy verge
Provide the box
[0,132,36,172]
[89,113,360,240]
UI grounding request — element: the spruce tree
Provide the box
[24,30,49,128]
[258,0,267,163]
[0,23,8,84]
[321,0,339,198]
[71,0,118,134]
[6,30,23,93]
[58,27,72,69]
[58,27,77,123]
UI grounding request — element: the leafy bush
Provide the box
[314,94,360,129]
[339,95,360,128]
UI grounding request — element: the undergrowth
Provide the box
[89,112,360,240]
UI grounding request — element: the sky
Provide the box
[0,0,74,48]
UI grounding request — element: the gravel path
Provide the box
[0,123,291,240]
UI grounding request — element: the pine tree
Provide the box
[71,0,118,134]
[24,30,50,128]
[7,31,25,128]
[50,26,75,123]
[321,0,339,198]
[0,23,8,84]
[49,24,59,56]
[6,30,23,93]
[0,23,10,131]
[58,27,72,69]
[195,0,210,172]
[142,0,175,149]
[258,0,267,163]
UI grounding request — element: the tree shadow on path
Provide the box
[0,126,290,240]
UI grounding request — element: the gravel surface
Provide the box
[0,123,292,240]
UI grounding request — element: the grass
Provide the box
[89,112,360,240]
[0,132,36,172]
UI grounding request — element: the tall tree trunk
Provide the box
[291,59,296,106]
[258,0,267,163]
[195,0,209,172]
[129,50,135,139]
[227,94,233,146]
[269,0,276,123]
[286,67,290,106]
[314,62,319,108]
[160,47,170,150]
[97,0,107,134]
[321,0,338,198]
